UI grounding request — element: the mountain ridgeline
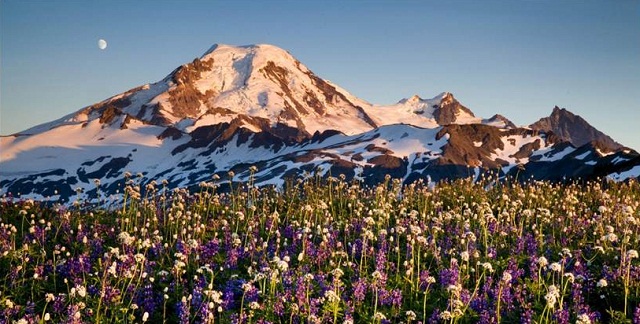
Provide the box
[1,43,639,203]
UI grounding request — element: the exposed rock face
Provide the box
[530,106,623,152]
[433,93,476,125]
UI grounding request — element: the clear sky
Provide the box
[2,0,639,150]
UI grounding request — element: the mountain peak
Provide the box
[120,42,378,136]
[407,94,422,103]
[432,92,476,125]
[484,114,516,129]
[436,92,454,104]
[551,105,568,115]
[199,43,297,67]
[530,106,622,151]
[202,43,287,55]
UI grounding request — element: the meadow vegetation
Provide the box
[1,171,639,323]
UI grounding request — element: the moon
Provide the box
[98,39,107,50]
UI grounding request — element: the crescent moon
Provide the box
[98,39,107,50]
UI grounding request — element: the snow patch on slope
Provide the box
[607,165,640,181]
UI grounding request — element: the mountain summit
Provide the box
[530,106,623,152]
[2,43,639,203]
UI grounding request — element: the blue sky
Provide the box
[2,0,639,149]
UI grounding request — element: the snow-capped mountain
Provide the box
[1,43,639,203]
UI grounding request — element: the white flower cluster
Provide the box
[544,285,560,309]
[576,313,591,324]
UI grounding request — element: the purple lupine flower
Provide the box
[486,246,497,259]
[52,295,67,313]
[520,308,533,324]
[470,296,489,315]
[439,263,459,287]
[378,288,391,306]
[553,309,569,324]
[352,278,367,303]
[513,235,525,254]
[24,301,35,315]
[190,281,205,318]
[244,284,260,303]
[176,297,190,324]
[137,283,160,315]
[376,238,388,271]
[199,238,220,262]
[222,278,245,310]
[273,294,285,317]
[309,297,323,318]
[478,310,493,324]
[419,270,432,291]
[428,308,441,324]
[222,289,235,311]
[524,233,538,256]
[64,304,82,324]
[294,276,307,309]
[226,247,241,269]
[528,256,540,282]
[389,289,402,308]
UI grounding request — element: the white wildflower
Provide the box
[374,312,387,320]
[596,278,608,287]
[324,290,340,303]
[605,233,618,242]
[576,313,591,324]
[440,311,453,320]
[460,251,470,262]
[564,273,575,283]
[549,262,562,272]
[76,285,87,298]
[537,256,548,267]
[545,285,559,309]
[502,271,512,283]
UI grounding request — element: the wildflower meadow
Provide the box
[1,172,639,323]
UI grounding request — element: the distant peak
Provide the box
[408,94,422,103]
[486,114,516,128]
[436,92,455,103]
[530,106,622,151]
[549,106,578,119]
